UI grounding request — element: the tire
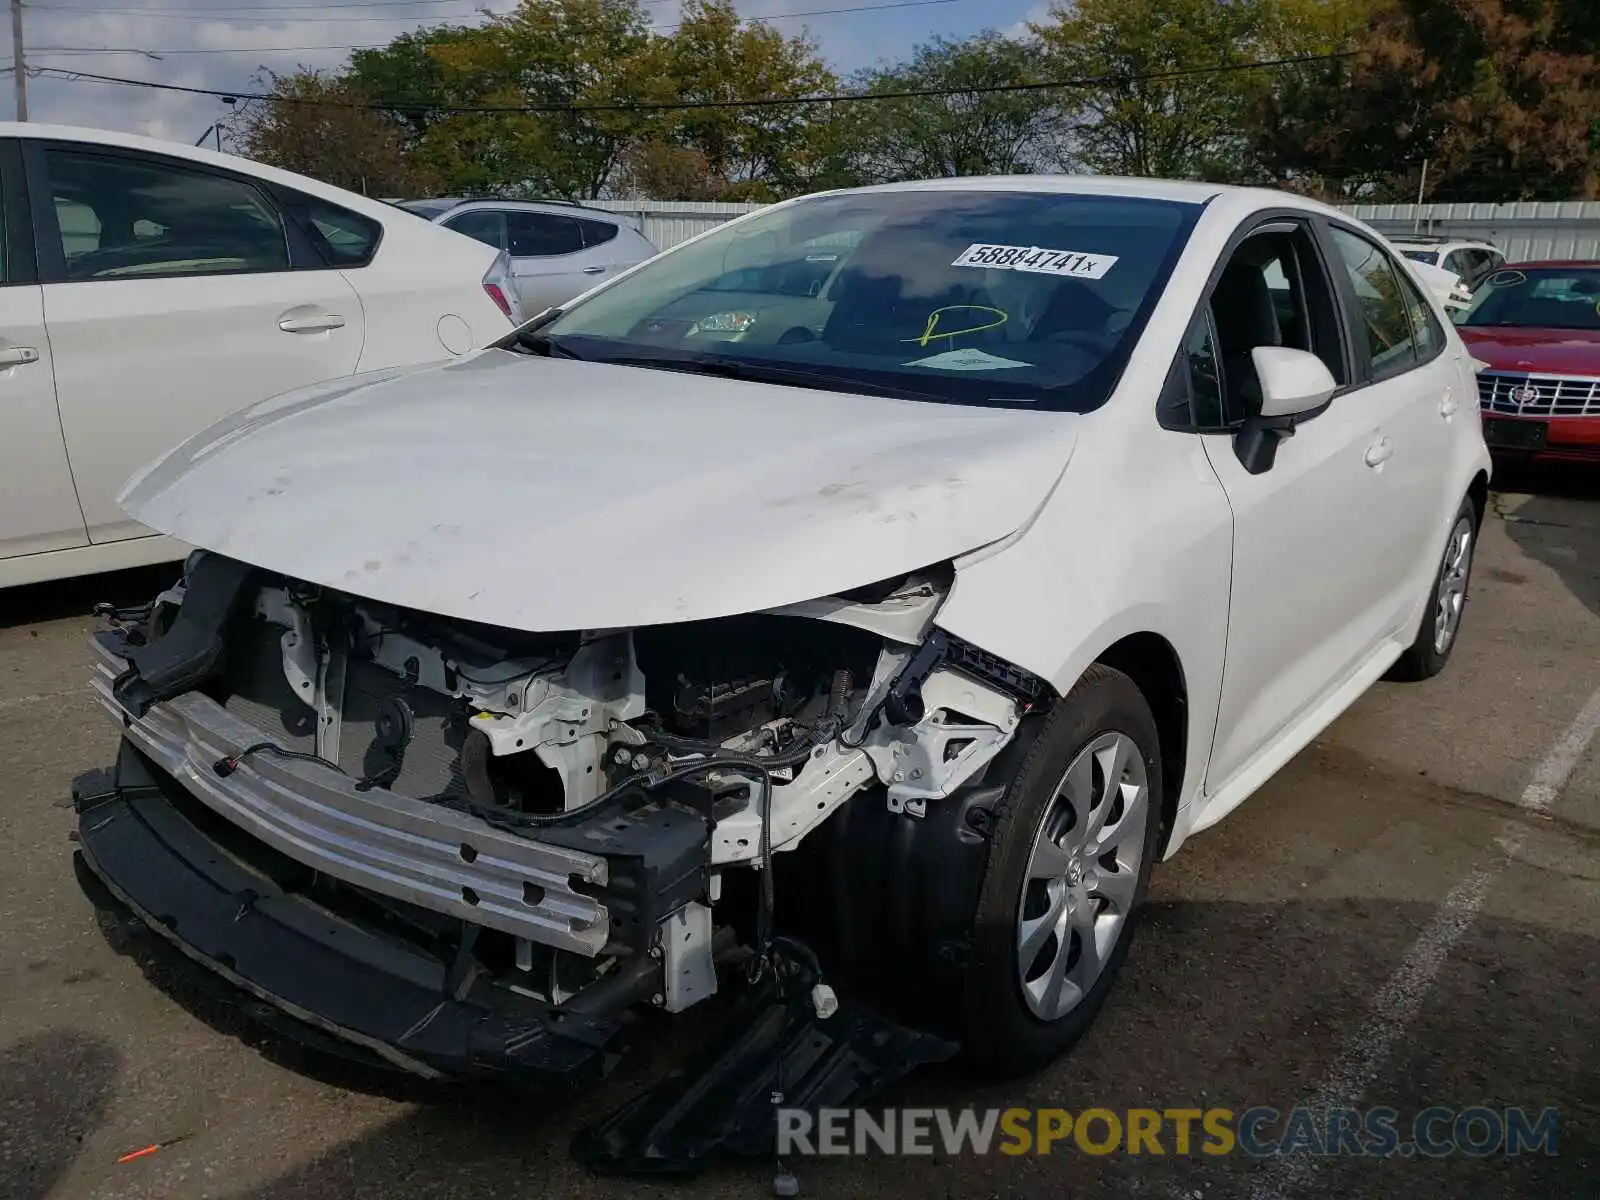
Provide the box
[956,663,1163,1077]
[1386,495,1478,683]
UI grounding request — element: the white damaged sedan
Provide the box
[73,177,1489,1164]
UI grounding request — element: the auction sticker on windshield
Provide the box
[903,348,1031,371]
[952,244,1118,279]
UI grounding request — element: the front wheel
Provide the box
[1386,496,1478,682]
[957,664,1163,1077]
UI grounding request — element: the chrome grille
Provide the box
[1477,371,1600,417]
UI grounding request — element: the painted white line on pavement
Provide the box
[1248,681,1600,1200]
[1519,686,1600,813]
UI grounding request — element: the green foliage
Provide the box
[628,0,839,200]
[849,33,1063,181]
[234,0,1600,204]
[230,70,437,196]
[1253,0,1600,200]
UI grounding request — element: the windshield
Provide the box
[1459,267,1600,330]
[532,189,1201,411]
[1398,249,1439,265]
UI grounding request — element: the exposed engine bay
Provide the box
[73,550,1050,1171]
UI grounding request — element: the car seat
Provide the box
[1211,261,1282,417]
[822,233,1004,357]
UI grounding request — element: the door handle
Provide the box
[1364,437,1395,467]
[278,313,346,334]
[1440,389,1458,417]
[0,345,40,367]
[580,265,606,275]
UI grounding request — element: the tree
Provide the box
[230,70,438,196]
[1032,0,1314,181]
[1254,0,1600,201]
[402,0,658,199]
[848,33,1062,181]
[615,140,722,200]
[346,26,481,144]
[635,0,839,200]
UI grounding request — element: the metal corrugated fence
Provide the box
[589,197,1600,262]
[587,199,762,250]
[1345,202,1600,263]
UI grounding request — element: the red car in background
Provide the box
[1456,260,1600,463]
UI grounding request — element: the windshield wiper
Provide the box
[505,315,587,359]
[595,352,950,403]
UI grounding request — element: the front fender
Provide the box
[934,427,1234,831]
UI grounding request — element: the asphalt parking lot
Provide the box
[3,465,1597,1200]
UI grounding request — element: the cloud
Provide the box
[12,0,1039,145]
[1003,0,1058,40]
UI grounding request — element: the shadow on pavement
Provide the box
[0,1030,121,1200]
[82,893,1595,1200]
[0,562,180,632]
[1491,461,1600,616]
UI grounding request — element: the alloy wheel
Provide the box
[1016,730,1150,1021]
[1434,516,1474,655]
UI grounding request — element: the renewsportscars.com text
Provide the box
[776,1106,1560,1158]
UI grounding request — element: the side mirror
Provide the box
[1233,347,1337,476]
[1254,346,1337,417]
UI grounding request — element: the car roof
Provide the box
[421,197,622,220]
[795,175,1376,225]
[826,175,1226,204]
[0,120,425,226]
[1502,259,1600,270]
[1391,238,1500,250]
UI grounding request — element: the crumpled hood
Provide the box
[122,350,1080,631]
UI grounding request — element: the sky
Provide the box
[5,0,1056,145]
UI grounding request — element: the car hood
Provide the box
[1459,326,1600,375]
[121,350,1081,631]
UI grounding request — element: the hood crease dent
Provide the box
[121,351,1081,632]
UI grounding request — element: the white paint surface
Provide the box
[0,121,510,588]
[121,351,1083,631]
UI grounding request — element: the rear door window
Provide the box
[42,147,290,281]
[508,211,585,258]
[444,209,507,251]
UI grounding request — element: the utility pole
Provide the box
[10,0,25,122]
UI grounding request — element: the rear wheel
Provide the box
[956,664,1162,1076]
[1387,496,1478,682]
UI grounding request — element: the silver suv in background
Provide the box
[398,197,658,315]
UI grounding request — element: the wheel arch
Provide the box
[1093,632,1188,856]
[1467,469,1489,529]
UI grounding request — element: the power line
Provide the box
[31,0,500,10]
[653,0,956,32]
[28,52,1359,114]
[24,0,965,54]
[44,9,503,22]
[29,42,397,54]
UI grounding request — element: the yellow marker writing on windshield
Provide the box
[904,305,1008,348]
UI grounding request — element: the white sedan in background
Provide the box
[0,123,520,589]
[76,176,1491,1125]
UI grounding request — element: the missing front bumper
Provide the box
[90,630,711,960]
[72,743,657,1084]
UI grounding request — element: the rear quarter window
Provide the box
[578,218,619,248]
[300,200,382,267]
